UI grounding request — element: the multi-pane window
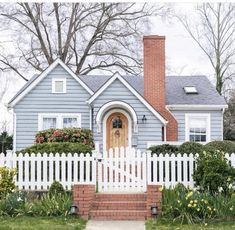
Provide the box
[63,117,78,128]
[42,117,57,130]
[38,114,81,131]
[112,116,122,128]
[52,78,66,93]
[189,117,207,142]
[185,114,210,143]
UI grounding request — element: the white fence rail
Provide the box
[0,149,235,191]
[0,151,96,190]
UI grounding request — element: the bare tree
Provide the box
[0,3,167,81]
[176,3,235,95]
[0,71,10,103]
[224,90,235,140]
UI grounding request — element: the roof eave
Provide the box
[166,104,228,110]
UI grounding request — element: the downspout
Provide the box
[222,108,225,140]
[88,103,94,131]
[164,124,167,142]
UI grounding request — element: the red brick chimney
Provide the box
[144,35,178,141]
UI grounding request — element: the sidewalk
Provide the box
[85,220,145,230]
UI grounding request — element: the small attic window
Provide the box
[52,78,66,93]
[183,86,198,94]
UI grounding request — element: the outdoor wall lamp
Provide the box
[69,204,78,215]
[151,205,158,217]
[142,115,147,124]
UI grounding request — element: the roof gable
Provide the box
[8,59,93,107]
[87,72,167,124]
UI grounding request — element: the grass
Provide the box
[146,219,235,230]
[0,216,87,230]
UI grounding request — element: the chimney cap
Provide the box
[143,35,165,40]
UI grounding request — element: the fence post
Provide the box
[6,150,13,168]
[146,150,151,186]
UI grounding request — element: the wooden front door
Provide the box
[106,112,128,150]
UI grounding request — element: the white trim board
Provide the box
[13,110,16,152]
[87,72,167,124]
[8,59,93,107]
[96,101,138,133]
[166,104,228,110]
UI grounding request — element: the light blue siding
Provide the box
[91,79,163,151]
[171,110,223,142]
[14,64,91,150]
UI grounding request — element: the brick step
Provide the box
[89,210,147,220]
[92,201,146,210]
[94,193,146,201]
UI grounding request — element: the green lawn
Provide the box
[146,220,235,230]
[0,216,86,230]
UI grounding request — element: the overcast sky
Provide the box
[0,2,216,133]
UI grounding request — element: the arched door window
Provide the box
[112,116,122,128]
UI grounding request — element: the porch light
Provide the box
[151,205,158,217]
[142,115,147,124]
[69,204,78,215]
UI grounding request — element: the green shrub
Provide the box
[35,128,94,147]
[193,150,235,195]
[204,140,235,154]
[148,144,179,154]
[18,142,92,154]
[0,191,27,217]
[0,167,16,198]
[162,185,235,224]
[28,193,72,217]
[49,181,65,197]
[178,141,204,154]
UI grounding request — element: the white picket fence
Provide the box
[0,149,235,191]
[0,151,96,190]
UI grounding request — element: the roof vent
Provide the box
[183,86,198,94]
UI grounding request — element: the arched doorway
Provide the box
[106,112,129,150]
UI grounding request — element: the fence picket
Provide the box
[0,150,234,191]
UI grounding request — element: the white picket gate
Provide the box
[0,149,235,191]
[98,147,147,193]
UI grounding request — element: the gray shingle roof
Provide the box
[79,75,227,105]
[165,75,227,105]
[9,72,227,106]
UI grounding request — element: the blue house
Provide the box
[8,36,227,152]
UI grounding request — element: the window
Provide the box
[183,86,198,94]
[63,117,78,128]
[185,114,210,143]
[112,116,122,128]
[38,113,81,131]
[42,117,57,130]
[52,78,66,93]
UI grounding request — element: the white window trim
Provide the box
[185,113,211,143]
[52,78,67,93]
[38,113,81,131]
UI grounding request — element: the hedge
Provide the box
[204,140,235,154]
[17,142,92,154]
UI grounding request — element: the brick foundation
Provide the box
[73,184,96,220]
[146,185,162,219]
